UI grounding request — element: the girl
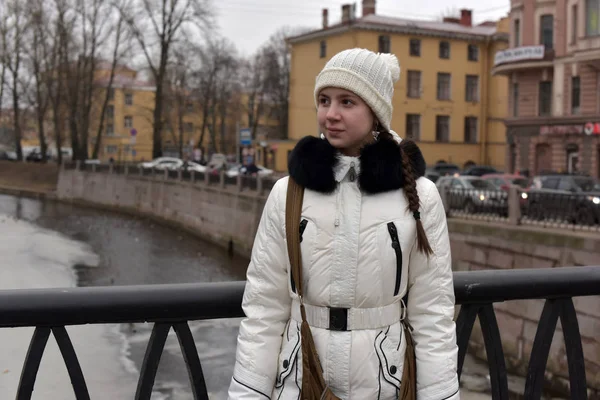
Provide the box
[228,48,459,400]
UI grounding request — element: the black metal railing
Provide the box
[523,191,600,227]
[445,187,509,219]
[1,266,599,399]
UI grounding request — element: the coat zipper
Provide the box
[291,219,308,293]
[387,222,403,296]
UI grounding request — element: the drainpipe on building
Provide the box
[480,37,490,166]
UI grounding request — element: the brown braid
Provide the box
[399,141,433,255]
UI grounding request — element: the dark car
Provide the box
[430,162,460,177]
[461,165,499,177]
[482,173,530,206]
[526,175,600,225]
[436,176,507,216]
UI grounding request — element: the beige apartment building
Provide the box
[493,0,600,177]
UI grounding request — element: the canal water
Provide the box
[0,194,249,399]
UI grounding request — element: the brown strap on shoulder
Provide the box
[285,177,305,298]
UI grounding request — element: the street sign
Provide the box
[240,128,252,146]
[130,128,137,136]
[130,136,137,145]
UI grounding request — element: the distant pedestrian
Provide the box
[228,48,459,399]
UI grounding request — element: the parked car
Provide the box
[482,173,530,205]
[424,168,441,183]
[179,160,207,174]
[461,165,499,177]
[436,176,507,215]
[430,162,460,177]
[226,164,274,178]
[526,174,600,225]
[139,157,182,170]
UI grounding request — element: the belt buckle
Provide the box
[329,307,348,331]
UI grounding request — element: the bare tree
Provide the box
[0,7,8,145]
[164,45,193,158]
[240,53,266,140]
[120,0,213,159]
[92,5,127,159]
[194,37,235,153]
[2,0,30,160]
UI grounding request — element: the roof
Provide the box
[288,13,508,44]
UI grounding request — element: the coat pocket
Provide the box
[273,321,302,396]
[375,324,406,397]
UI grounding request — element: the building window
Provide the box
[571,76,581,114]
[378,35,391,53]
[514,19,521,47]
[538,81,552,116]
[572,5,578,44]
[439,41,450,59]
[465,75,479,102]
[467,44,479,61]
[410,39,421,56]
[464,117,478,143]
[437,72,451,100]
[405,114,421,140]
[407,70,421,98]
[124,116,133,128]
[106,123,114,136]
[540,15,554,49]
[320,41,327,58]
[106,105,114,118]
[587,0,600,36]
[105,145,118,154]
[107,88,115,101]
[125,93,133,106]
[186,102,193,113]
[185,122,194,133]
[512,83,519,117]
[436,115,450,142]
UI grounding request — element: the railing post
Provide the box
[236,174,242,192]
[76,160,81,171]
[91,163,96,173]
[220,170,225,188]
[124,164,129,176]
[163,168,168,180]
[204,170,209,185]
[109,163,114,174]
[257,176,263,195]
[139,166,144,177]
[191,170,195,183]
[178,169,182,181]
[508,185,521,225]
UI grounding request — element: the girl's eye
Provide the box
[319,97,329,105]
[342,99,354,105]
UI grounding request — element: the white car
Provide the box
[226,165,274,178]
[139,157,182,170]
[179,161,207,174]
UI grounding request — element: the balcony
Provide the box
[573,36,600,69]
[492,45,555,75]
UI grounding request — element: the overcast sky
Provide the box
[214,0,510,57]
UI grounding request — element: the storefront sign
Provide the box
[494,45,545,66]
[540,123,600,135]
[584,122,600,135]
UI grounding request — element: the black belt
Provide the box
[329,307,349,331]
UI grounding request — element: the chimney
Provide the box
[341,4,351,24]
[362,0,376,17]
[460,9,472,27]
[322,8,329,29]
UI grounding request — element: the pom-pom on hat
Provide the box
[314,48,401,132]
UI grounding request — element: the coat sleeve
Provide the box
[228,178,291,399]
[407,180,460,400]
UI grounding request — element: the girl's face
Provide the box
[317,87,375,157]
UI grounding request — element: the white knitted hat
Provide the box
[314,48,401,132]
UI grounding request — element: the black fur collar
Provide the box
[287,135,426,194]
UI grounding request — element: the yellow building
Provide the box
[284,2,510,171]
[92,64,205,162]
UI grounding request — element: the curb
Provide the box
[0,186,57,200]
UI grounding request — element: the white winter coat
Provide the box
[228,136,459,400]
